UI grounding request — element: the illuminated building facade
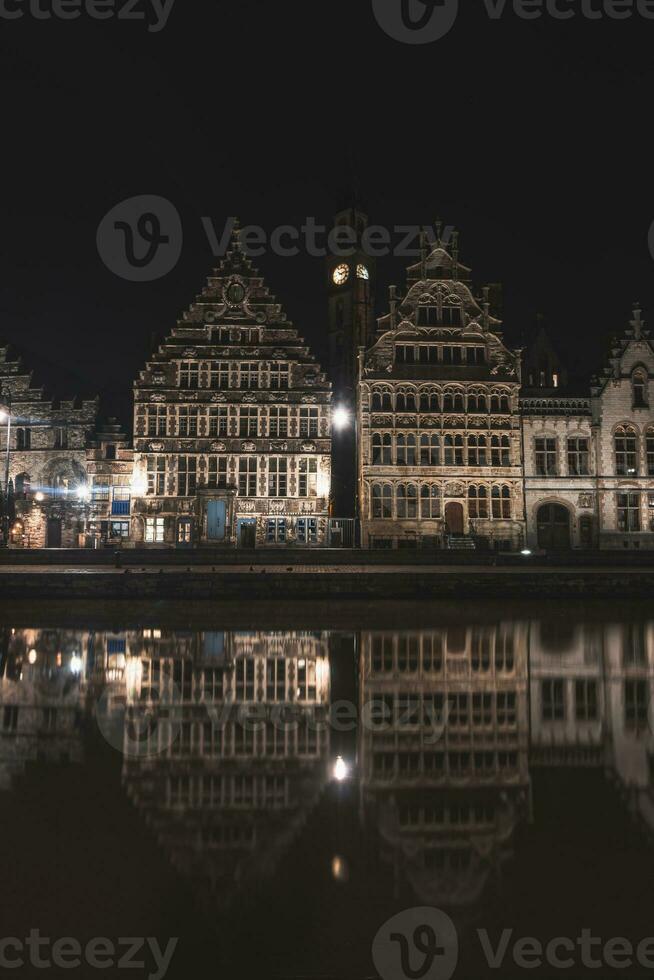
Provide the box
[131,228,332,547]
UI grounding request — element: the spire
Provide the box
[451,229,459,279]
[631,302,643,339]
[420,228,427,280]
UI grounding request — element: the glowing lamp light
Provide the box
[77,484,91,501]
[521,549,532,557]
[28,649,37,665]
[332,406,351,431]
[69,654,82,675]
[131,472,147,496]
[333,756,349,782]
[0,409,8,422]
[34,492,45,502]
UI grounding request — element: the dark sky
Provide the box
[1,0,653,425]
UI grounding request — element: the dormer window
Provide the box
[442,307,462,326]
[633,370,648,408]
[417,306,438,326]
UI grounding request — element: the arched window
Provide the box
[443,392,454,413]
[371,391,382,411]
[615,425,638,476]
[372,484,393,518]
[420,392,439,412]
[420,484,441,518]
[382,391,393,411]
[15,472,30,496]
[633,370,648,409]
[405,392,417,412]
[647,426,654,477]
[444,434,464,466]
[453,393,465,413]
[396,393,406,413]
[396,434,407,465]
[467,435,487,466]
[501,396,511,413]
[420,434,440,466]
[396,484,417,518]
[468,485,488,518]
[406,434,417,466]
[469,393,487,413]
[372,433,392,465]
[492,485,511,519]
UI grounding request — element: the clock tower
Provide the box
[326,206,376,400]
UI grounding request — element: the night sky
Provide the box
[1,0,653,426]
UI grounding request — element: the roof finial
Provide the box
[420,228,427,280]
[435,218,443,245]
[631,302,643,339]
[451,229,459,279]
[232,217,242,252]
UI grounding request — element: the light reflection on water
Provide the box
[1,610,654,977]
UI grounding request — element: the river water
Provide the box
[1,600,653,979]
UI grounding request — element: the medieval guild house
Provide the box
[131,229,332,547]
[357,233,525,551]
[522,308,654,550]
[0,346,97,548]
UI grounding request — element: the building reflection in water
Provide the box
[1,616,654,912]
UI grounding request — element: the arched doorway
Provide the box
[536,503,571,550]
[445,501,464,535]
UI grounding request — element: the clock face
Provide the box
[357,263,370,281]
[333,263,350,286]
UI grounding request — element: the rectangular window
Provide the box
[417,307,438,327]
[270,364,289,390]
[147,406,168,437]
[647,431,654,476]
[238,458,258,497]
[111,521,130,538]
[617,492,641,532]
[567,437,590,476]
[297,518,317,544]
[299,458,317,497]
[178,407,199,437]
[575,680,598,721]
[266,518,286,543]
[239,407,259,438]
[625,679,649,732]
[111,486,131,516]
[207,457,228,489]
[535,437,557,475]
[145,517,165,543]
[208,407,228,437]
[147,456,166,495]
[240,363,260,389]
[16,428,31,450]
[178,457,197,496]
[269,407,289,437]
[53,427,68,449]
[268,458,288,497]
[209,362,230,389]
[179,362,199,389]
[542,679,565,721]
[649,492,654,532]
[92,481,110,503]
[466,346,486,365]
[299,407,319,438]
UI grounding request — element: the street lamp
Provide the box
[0,392,11,548]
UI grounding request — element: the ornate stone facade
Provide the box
[0,345,97,547]
[131,228,332,547]
[522,308,654,550]
[358,234,525,550]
